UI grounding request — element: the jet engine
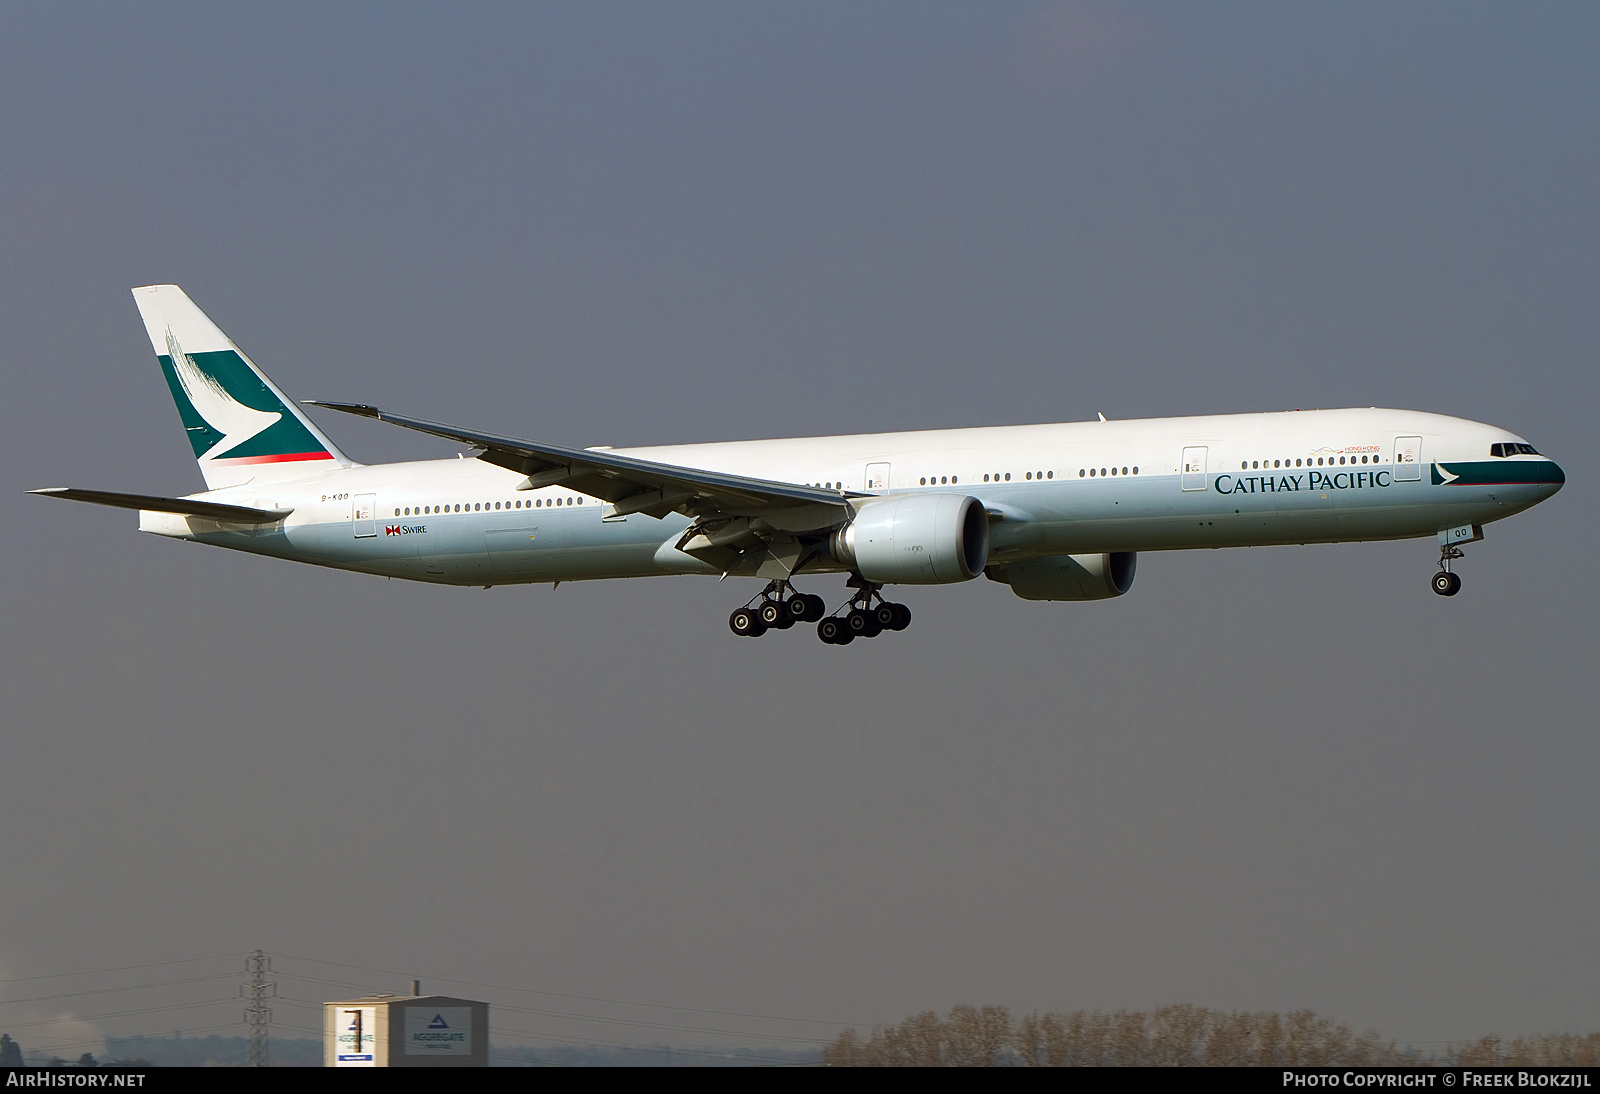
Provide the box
[829,493,989,584]
[989,552,1137,601]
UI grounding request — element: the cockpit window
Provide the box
[1490,442,1540,457]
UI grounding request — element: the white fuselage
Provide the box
[139,407,1563,588]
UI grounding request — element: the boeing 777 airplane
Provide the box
[32,286,1565,642]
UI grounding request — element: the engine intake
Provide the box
[830,493,989,585]
[989,552,1137,601]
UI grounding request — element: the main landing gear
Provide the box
[816,576,911,645]
[728,580,827,637]
[726,577,912,643]
[1432,544,1464,597]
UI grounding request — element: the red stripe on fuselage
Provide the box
[209,451,335,465]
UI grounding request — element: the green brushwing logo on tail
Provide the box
[158,331,331,463]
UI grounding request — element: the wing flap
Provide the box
[28,487,292,524]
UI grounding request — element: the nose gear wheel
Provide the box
[1432,542,1465,596]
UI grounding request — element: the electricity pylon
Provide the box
[242,950,275,1067]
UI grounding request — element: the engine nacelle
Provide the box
[989,552,1137,601]
[830,493,989,585]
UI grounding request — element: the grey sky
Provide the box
[2,2,1596,1054]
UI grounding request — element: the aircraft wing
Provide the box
[28,487,292,523]
[305,401,856,523]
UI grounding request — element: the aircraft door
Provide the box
[1181,447,1208,491]
[865,462,891,491]
[1393,436,1423,481]
[352,493,376,538]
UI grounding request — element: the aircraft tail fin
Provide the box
[131,285,353,490]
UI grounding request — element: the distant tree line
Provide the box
[0,1034,320,1068]
[821,1005,1600,1067]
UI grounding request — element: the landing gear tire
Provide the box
[1432,571,1461,597]
[817,617,851,644]
[784,594,822,625]
[847,607,883,638]
[729,607,767,636]
[872,603,899,630]
[880,603,910,631]
[758,600,794,629]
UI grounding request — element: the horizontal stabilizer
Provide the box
[28,487,292,524]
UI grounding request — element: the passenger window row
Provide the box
[916,468,1145,484]
[1239,455,1381,470]
[394,497,582,517]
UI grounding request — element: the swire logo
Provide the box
[385,524,427,535]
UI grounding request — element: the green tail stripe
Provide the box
[1432,461,1565,486]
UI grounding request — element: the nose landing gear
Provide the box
[1432,543,1464,597]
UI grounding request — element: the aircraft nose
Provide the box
[1548,459,1566,489]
